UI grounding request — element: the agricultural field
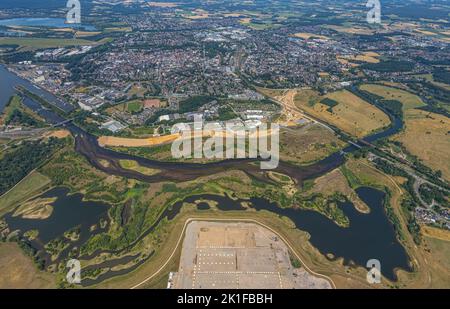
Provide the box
[292,33,329,40]
[0,37,95,51]
[393,109,450,181]
[105,100,149,115]
[294,89,390,138]
[0,242,56,289]
[359,84,426,110]
[337,52,380,65]
[422,226,450,242]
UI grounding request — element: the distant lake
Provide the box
[0,18,96,31]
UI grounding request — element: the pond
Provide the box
[0,18,96,31]
[165,187,412,282]
[4,187,110,266]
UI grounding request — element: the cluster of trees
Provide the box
[401,198,421,245]
[419,184,449,208]
[320,98,339,113]
[5,109,42,127]
[433,68,450,84]
[362,60,415,73]
[0,138,66,195]
[178,95,216,113]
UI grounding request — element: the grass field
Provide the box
[106,100,143,115]
[126,100,144,113]
[118,160,160,176]
[394,109,450,181]
[0,37,95,51]
[360,84,426,110]
[295,89,390,138]
[0,242,56,288]
[0,171,51,217]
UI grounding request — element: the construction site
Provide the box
[170,221,332,289]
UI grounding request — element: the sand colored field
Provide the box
[223,13,245,18]
[295,89,390,138]
[338,51,380,64]
[325,25,374,35]
[422,226,450,242]
[415,29,437,36]
[239,18,252,24]
[100,128,276,149]
[45,129,71,139]
[99,134,180,147]
[75,31,102,37]
[0,242,56,288]
[148,2,178,8]
[360,84,426,110]
[394,109,450,181]
[292,33,329,40]
[103,27,132,33]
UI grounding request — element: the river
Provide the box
[0,64,410,284]
[0,64,74,113]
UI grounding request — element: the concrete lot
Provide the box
[170,221,331,289]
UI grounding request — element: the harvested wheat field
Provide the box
[394,109,450,181]
[422,225,450,242]
[295,89,390,138]
[292,33,329,40]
